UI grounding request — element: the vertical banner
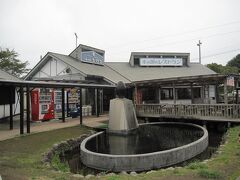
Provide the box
[227,76,235,87]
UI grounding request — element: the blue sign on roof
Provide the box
[81,51,104,65]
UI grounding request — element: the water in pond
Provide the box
[61,124,224,175]
[86,124,203,155]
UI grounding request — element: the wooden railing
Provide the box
[136,104,240,121]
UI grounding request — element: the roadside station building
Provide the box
[25,45,126,120]
[25,44,234,120]
[107,52,219,105]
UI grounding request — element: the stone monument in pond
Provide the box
[108,81,139,134]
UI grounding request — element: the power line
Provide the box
[135,29,240,51]
[191,48,240,61]
[111,29,240,55]
[108,20,240,49]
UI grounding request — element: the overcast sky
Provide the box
[1,0,240,68]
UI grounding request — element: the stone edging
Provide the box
[42,134,89,166]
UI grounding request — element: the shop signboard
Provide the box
[227,76,235,87]
[140,58,183,66]
[81,51,104,65]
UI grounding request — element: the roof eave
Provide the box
[24,52,51,80]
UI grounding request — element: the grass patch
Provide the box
[97,123,108,129]
[206,126,240,179]
[0,124,239,180]
[187,162,208,170]
[106,176,121,180]
[0,125,91,179]
[198,169,222,179]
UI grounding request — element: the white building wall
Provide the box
[32,57,81,79]
[50,58,57,76]
[0,90,20,119]
[209,85,216,104]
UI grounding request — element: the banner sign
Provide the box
[81,51,104,65]
[227,76,235,87]
[140,58,183,66]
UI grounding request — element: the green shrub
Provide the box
[51,153,70,173]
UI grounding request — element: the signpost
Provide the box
[227,76,235,87]
[226,76,235,103]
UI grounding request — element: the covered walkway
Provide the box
[0,114,108,141]
[0,79,115,136]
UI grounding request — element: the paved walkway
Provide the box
[0,115,109,141]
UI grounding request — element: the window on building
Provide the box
[141,87,157,103]
[161,88,173,100]
[193,87,201,98]
[177,88,191,99]
[134,58,140,66]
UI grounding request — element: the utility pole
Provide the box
[74,33,78,48]
[197,40,202,64]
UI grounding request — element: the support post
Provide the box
[135,85,138,104]
[100,89,103,113]
[9,87,13,130]
[79,88,83,125]
[26,86,30,133]
[159,86,161,104]
[96,89,99,117]
[224,78,228,104]
[191,83,194,104]
[197,40,202,64]
[232,86,235,104]
[227,122,231,128]
[93,89,96,115]
[215,83,219,103]
[114,87,117,98]
[66,90,69,117]
[201,83,205,103]
[203,121,207,129]
[61,88,65,122]
[173,82,176,104]
[20,86,24,134]
[236,89,239,104]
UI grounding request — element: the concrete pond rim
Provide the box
[80,122,208,171]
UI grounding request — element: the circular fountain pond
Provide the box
[81,122,208,172]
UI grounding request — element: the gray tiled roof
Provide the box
[0,69,22,81]
[28,51,216,84]
[49,53,131,84]
[105,62,216,82]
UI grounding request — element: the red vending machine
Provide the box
[31,88,55,121]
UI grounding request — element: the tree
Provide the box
[227,54,240,69]
[221,65,239,75]
[207,63,224,74]
[206,63,239,75]
[0,48,29,77]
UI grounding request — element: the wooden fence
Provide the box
[136,104,240,121]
